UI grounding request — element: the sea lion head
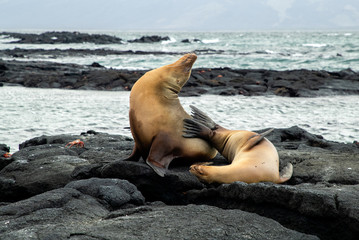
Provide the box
[160,53,197,92]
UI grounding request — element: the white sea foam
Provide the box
[202,38,220,44]
[302,43,327,48]
[161,37,177,45]
[1,86,358,153]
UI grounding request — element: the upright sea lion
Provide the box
[126,54,217,176]
[183,105,293,184]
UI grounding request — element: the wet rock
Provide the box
[181,38,202,43]
[1,59,359,96]
[0,144,10,154]
[186,182,359,240]
[65,178,145,208]
[1,31,123,44]
[98,159,205,204]
[1,127,358,239]
[0,144,13,170]
[90,62,104,68]
[0,154,89,202]
[128,35,170,43]
[0,194,318,240]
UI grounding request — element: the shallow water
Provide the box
[1,31,359,71]
[1,86,358,153]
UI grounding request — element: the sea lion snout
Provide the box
[173,53,197,71]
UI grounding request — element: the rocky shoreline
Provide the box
[1,58,359,97]
[1,31,358,97]
[1,31,359,239]
[1,127,358,239]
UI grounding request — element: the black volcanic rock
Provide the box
[1,59,359,97]
[128,35,170,43]
[1,31,123,44]
[0,127,358,239]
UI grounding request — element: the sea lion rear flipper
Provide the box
[183,118,212,141]
[245,128,274,150]
[189,105,217,130]
[278,162,293,183]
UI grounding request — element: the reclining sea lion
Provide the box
[183,105,293,184]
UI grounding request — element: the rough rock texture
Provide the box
[1,59,359,96]
[1,127,358,239]
[1,31,124,44]
[0,195,317,240]
[127,35,170,43]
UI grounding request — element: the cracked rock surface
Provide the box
[1,127,358,239]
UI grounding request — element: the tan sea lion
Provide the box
[183,105,293,184]
[126,54,217,176]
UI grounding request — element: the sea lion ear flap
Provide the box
[245,128,274,150]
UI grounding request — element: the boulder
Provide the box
[65,178,145,208]
[1,127,358,239]
[128,35,170,43]
[0,192,318,240]
[186,182,359,240]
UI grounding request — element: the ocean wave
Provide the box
[202,39,220,44]
[302,43,327,48]
[161,37,177,45]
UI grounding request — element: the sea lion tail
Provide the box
[278,163,293,183]
[189,105,217,130]
[183,118,212,140]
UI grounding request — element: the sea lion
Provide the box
[126,53,217,176]
[183,105,293,184]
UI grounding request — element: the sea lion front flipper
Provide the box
[146,133,177,177]
[245,128,274,150]
[189,105,217,130]
[183,118,212,141]
[146,159,168,177]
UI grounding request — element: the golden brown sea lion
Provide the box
[126,54,217,176]
[183,105,293,184]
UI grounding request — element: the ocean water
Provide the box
[1,31,359,71]
[0,31,358,153]
[1,86,358,153]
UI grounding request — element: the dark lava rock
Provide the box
[0,144,10,152]
[0,59,145,91]
[128,35,170,43]
[0,190,318,240]
[0,144,13,170]
[1,31,123,44]
[1,59,359,97]
[186,182,359,240]
[181,38,202,43]
[65,178,145,208]
[0,127,358,239]
[89,62,104,68]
